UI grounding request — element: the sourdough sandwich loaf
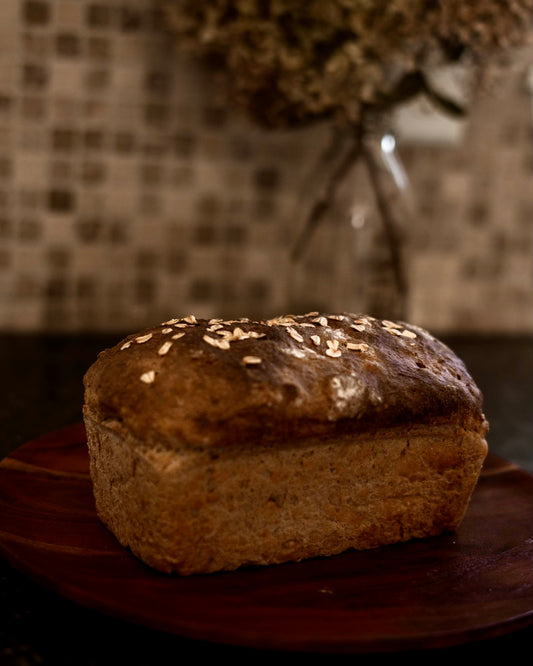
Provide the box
[83,312,488,575]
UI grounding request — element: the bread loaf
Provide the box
[83,311,488,575]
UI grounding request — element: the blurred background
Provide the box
[1,5,532,662]
[0,0,531,336]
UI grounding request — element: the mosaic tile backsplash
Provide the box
[0,0,531,334]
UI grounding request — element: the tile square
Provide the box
[22,1,51,26]
[86,4,113,29]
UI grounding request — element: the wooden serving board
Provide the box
[0,424,531,653]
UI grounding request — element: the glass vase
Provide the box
[286,125,415,322]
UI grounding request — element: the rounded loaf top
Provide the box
[83,312,487,447]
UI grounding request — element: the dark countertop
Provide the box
[0,333,531,665]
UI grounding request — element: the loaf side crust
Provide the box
[84,409,488,576]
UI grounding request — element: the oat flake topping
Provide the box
[140,370,155,384]
[130,312,424,384]
[243,355,262,365]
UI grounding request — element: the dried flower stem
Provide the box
[290,124,364,262]
[361,138,409,316]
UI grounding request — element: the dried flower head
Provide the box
[158,0,532,128]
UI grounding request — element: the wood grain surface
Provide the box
[0,424,531,654]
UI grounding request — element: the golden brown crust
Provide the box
[83,312,488,449]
